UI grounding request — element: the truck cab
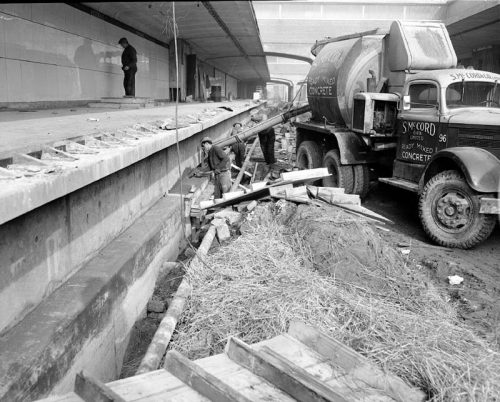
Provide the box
[380,69,500,248]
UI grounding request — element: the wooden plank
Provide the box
[250,181,267,191]
[74,371,126,402]
[329,194,360,206]
[281,168,329,182]
[288,322,425,402]
[258,346,351,402]
[225,337,349,402]
[254,335,394,401]
[307,185,345,198]
[223,190,245,201]
[197,354,296,401]
[284,186,308,198]
[107,370,208,402]
[164,350,253,402]
[269,184,293,197]
[328,203,393,224]
[136,279,192,374]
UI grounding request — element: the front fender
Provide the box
[332,130,369,165]
[421,147,500,193]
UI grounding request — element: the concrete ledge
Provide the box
[0,102,259,226]
[0,195,183,402]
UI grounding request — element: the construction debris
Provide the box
[213,208,242,225]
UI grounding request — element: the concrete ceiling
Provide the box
[446,2,500,58]
[253,0,500,86]
[82,1,270,82]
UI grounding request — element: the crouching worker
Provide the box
[200,137,231,198]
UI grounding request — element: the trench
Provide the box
[116,116,296,381]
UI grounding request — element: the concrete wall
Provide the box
[0,3,169,103]
[0,106,259,400]
[0,106,256,336]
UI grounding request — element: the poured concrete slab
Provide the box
[0,101,255,158]
[0,101,261,226]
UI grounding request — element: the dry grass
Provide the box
[170,205,500,401]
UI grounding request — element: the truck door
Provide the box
[396,80,447,182]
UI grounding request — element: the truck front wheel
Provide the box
[418,170,496,249]
[322,150,354,193]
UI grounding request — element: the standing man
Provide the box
[118,38,137,97]
[252,109,276,168]
[200,137,231,198]
[230,122,246,169]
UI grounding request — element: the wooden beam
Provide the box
[280,168,329,182]
[225,337,348,402]
[74,371,126,402]
[164,350,253,402]
[288,322,425,402]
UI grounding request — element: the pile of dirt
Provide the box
[170,201,500,401]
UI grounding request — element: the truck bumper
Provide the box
[480,198,500,214]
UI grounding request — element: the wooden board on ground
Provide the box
[203,169,331,210]
[281,168,329,182]
[287,321,425,402]
[38,322,422,402]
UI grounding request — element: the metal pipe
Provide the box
[214,104,310,148]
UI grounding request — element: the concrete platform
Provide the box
[88,97,156,110]
[0,101,254,158]
[0,101,258,226]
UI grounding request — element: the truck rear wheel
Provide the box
[352,164,370,199]
[418,170,496,249]
[322,150,354,193]
[296,141,322,169]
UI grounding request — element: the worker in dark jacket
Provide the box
[118,38,137,97]
[230,122,246,168]
[200,137,231,198]
[252,110,276,167]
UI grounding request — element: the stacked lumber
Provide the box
[39,322,424,402]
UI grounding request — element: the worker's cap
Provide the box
[233,122,242,127]
[200,136,213,144]
[251,114,264,123]
[118,37,128,45]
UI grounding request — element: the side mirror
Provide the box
[402,95,411,110]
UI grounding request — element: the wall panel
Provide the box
[0,4,169,103]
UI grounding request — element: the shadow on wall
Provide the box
[73,38,122,98]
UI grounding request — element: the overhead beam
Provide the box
[205,53,312,64]
[67,3,169,49]
[265,52,313,64]
[202,1,265,81]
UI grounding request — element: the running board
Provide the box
[378,177,419,193]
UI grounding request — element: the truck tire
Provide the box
[352,164,370,199]
[322,150,354,193]
[296,141,322,169]
[418,170,496,249]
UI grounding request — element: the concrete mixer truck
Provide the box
[296,20,500,249]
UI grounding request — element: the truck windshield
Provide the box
[446,81,499,108]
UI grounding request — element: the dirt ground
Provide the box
[119,263,185,378]
[364,182,500,346]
